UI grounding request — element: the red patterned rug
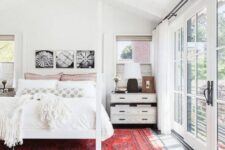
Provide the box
[0,129,164,150]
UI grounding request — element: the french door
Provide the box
[173,0,225,149]
[184,5,209,150]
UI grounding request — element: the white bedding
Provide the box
[0,97,114,141]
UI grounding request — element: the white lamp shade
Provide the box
[123,63,141,79]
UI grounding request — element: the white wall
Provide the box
[103,3,156,109]
[0,0,99,77]
[0,0,156,108]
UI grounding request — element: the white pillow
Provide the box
[16,79,58,96]
[57,81,96,98]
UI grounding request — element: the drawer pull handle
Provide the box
[142,97,148,99]
[142,118,148,120]
[119,97,125,99]
[119,110,125,112]
[119,118,126,121]
[142,111,148,112]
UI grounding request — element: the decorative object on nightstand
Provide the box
[0,88,15,97]
[142,76,155,93]
[0,62,14,93]
[110,93,157,124]
[113,75,121,92]
[2,80,7,93]
[124,63,141,93]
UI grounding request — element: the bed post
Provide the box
[96,0,103,149]
[96,74,102,150]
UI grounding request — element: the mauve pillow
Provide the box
[60,73,96,81]
[24,72,63,80]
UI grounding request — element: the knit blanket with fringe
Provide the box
[0,94,71,148]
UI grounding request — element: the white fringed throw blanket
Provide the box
[0,95,31,148]
[0,94,71,148]
[35,93,71,129]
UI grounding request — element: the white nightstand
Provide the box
[110,93,157,124]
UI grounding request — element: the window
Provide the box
[0,35,15,88]
[116,36,152,88]
[116,36,151,64]
[174,28,184,125]
[0,35,14,62]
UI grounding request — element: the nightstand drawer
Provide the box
[111,105,156,115]
[111,115,156,124]
[138,94,156,103]
[111,94,156,103]
[112,94,134,102]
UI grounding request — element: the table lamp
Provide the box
[124,63,141,93]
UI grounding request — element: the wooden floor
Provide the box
[157,134,187,150]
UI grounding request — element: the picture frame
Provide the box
[55,50,74,68]
[142,76,155,93]
[35,50,54,68]
[76,50,95,69]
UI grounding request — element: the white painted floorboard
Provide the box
[157,134,186,150]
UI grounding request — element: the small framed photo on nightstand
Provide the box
[142,76,155,93]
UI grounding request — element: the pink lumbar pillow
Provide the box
[60,73,96,81]
[24,72,63,80]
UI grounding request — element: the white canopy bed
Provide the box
[0,75,113,150]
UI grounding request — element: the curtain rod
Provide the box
[154,0,189,29]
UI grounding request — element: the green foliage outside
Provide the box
[218,12,225,46]
[196,12,207,80]
[218,50,225,80]
[218,12,225,80]
[197,55,207,80]
[120,45,132,59]
[0,41,14,62]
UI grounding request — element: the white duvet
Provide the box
[0,97,114,146]
[22,97,114,140]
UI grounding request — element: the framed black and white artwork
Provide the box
[56,50,74,68]
[76,50,95,69]
[35,50,54,68]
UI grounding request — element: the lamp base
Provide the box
[127,79,138,93]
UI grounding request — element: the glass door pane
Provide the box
[175,61,182,91]
[187,16,197,95]
[197,8,207,97]
[218,1,225,149]
[217,0,225,47]
[218,49,225,100]
[197,98,207,142]
[218,103,225,150]
[186,9,207,142]
[175,93,182,124]
[187,57,196,94]
[187,96,196,134]
[197,53,207,96]
[174,28,184,125]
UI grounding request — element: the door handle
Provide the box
[203,81,210,105]
[210,81,213,106]
[203,81,213,106]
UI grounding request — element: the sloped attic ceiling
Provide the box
[105,0,181,23]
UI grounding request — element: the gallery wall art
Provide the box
[76,50,95,69]
[35,50,54,68]
[35,50,95,69]
[56,50,74,68]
